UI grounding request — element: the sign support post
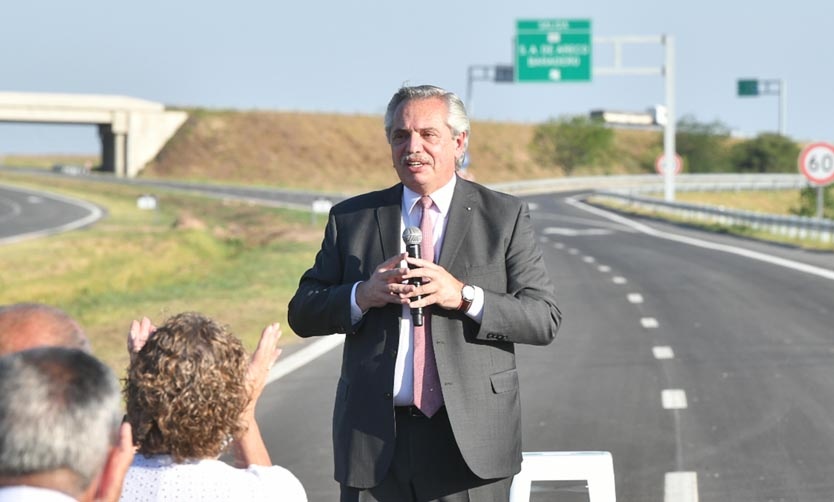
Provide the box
[662,35,676,202]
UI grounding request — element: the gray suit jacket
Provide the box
[288,179,562,489]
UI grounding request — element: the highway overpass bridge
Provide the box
[0,92,187,178]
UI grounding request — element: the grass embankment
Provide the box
[0,172,324,373]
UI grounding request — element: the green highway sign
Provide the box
[515,19,592,83]
[737,79,759,96]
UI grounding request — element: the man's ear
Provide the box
[455,131,468,155]
[94,422,135,502]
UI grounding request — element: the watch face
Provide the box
[462,285,476,301]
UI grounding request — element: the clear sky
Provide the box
[1,0,831,155]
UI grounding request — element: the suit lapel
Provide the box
[438,180,476,269]
[375,184,403,260]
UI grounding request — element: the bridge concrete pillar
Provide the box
[98,124,115,174]
[98,112,130,177]
[98,124,127,177]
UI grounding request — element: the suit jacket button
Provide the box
[383,392,392,400]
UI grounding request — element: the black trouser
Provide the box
[340,406,512,502]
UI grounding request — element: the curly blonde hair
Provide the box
[124,312,249,462]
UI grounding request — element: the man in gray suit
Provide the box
[288,84,562,501]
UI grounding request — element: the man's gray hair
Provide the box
[383,84,471,168]
[0,347,122,492]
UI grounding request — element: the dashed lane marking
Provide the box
[627,293,644,303]
[641,317,659,328]
[653,346,675,359]
[542,226,613,236]
[662,389,688,409]
[665,471,699,502]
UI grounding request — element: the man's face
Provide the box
[389,97,466,195]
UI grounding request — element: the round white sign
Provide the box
[655,153,682,175]
[798,142,834,186]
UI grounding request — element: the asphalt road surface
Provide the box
[0,184,103,244]
[261,190,834,502]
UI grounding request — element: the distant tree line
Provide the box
[529,114,829,218]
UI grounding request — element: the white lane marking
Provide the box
[554,242,565,249]
[598,265,611,272]
[528,202,539,211]
[533,212,638,232]
[568,248,579,255]
[612,276,627,284]
[26,195,43,203]
[582,256,596,263]
[665,471,699,502]
[267,334,345,384]
[543,226,613,236]
[567,197,834,282]
[627,293,644,303]
[662,389,688,409]
[641,317,659,328]
[653,346,675,359]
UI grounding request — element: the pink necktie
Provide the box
[413,195,443,417]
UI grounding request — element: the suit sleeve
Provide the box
[287,211,355,338]
[475,202,562,346]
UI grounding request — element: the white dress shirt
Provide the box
[0,486,76,502]
[350,176,484,405]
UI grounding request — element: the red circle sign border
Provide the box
[655,153,682,175]
[798,142,834,186]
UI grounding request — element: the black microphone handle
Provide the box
[405,243,424,326]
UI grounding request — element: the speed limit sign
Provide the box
[798,142,834,186]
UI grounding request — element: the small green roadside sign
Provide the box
[515,19,592,83]
[737,79,759,96]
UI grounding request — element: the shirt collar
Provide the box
[403,175,457,216]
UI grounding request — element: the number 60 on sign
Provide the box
[798,142,834,186]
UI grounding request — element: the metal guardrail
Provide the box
[489,173,810,195]
[490,173,832,244]
[592,191,834,244]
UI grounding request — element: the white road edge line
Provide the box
[267,334,345,384]
[566,197,834,282]
[665,471,699,502]
[653,346,675,359]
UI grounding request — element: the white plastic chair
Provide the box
[509,451,616,502]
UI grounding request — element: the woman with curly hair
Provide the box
[118,312,306,502]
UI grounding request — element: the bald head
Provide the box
[0,303,90,355]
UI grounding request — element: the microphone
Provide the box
[402,226,424,327]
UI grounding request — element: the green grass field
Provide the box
[0,172,323,374]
